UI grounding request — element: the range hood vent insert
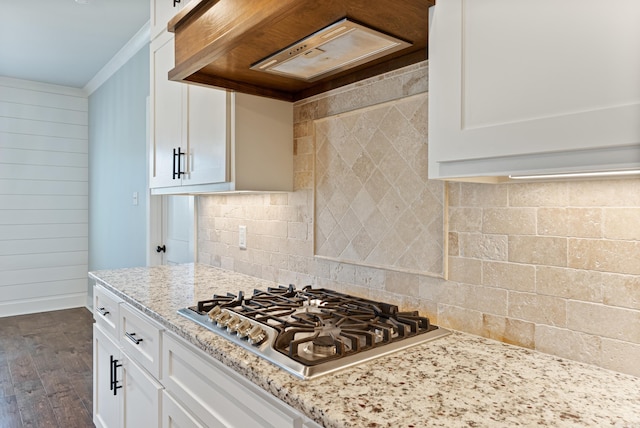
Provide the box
[251,18,412,82]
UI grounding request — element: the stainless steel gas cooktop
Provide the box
[178,285,450,380]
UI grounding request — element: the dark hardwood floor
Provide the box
[0,308,94,428]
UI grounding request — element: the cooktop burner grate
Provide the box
[180,284,450,379]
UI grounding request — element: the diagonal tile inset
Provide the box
[314,95,444,276]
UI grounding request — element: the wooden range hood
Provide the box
[168,0,434,102]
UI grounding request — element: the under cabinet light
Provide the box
[509,169,640,180]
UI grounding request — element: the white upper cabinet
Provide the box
[150,34,184,189]
[150,0,188,41]
[149,32,293,195]
[428,0,640,181]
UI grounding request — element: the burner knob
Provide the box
[215,311,232,328]
[226,316,242,334]
[247,325,267,345]
[207,305,222,322]
[236,320,252,338]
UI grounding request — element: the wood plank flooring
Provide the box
[0,308,94,428]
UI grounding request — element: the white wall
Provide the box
[0,76,89,316]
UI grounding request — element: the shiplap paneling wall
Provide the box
[0,76,88,316]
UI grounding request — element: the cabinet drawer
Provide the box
[162,333,303,428]
[120,303,163,378]
[94,285,122,339]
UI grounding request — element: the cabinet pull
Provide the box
[173,0,181,6]
[125,332,143,345]
[97,307,110,317]
[173,147,185,179]
[110,355,122,396]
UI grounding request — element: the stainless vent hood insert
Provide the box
[251,18,412,82]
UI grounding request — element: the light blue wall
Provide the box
[89,44,149,270]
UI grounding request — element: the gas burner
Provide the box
[178,285,450,379]
[310,336,337,356]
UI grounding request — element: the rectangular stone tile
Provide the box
[457,283,508,316]
[447,256,481,285]
[537,208,602,238]
[448,232,459,256]
[602,273,640,310]
[568,238,640,275]
[508,182,569,207]
[418,276,454,305]
[458,233,508,261]
[437,304,483,336]
[568,178,640,206]
[448,207,482,232]
[354,265,386,290]
[534,325,602,367]
[603,208,640,240]
[508,292,566,327]
[567,301,640,343]
[536,266,603,303]
[401,296,438,324]
[384,270,420,297]
[446,182,462,206]
[482,208,536,235]
[508,235,567,267]
[482,261,536,292]
[456,182,509,207]
[601,338,640,377]
[482,314,535,349]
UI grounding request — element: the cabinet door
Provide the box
[162,391,206,428]
[183,85,229,186]
[94,325,122,428]
[151,34,186,188]
[122,356,163,428]
[428,0,640,179]
[151,0,187,41]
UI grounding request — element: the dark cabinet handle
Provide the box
[125,332,143,345]
[110,355,122,396]
[173,147,185,179]
[156,245,166,253]
[97,307,110,317]
[173,0,181,6]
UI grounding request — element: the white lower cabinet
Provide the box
[162,390,206,428]
[93,285,165,428]
[122,353,163,427]
[93,286,322,428]
[162,332,320,428]
[94,325,121,428]
[94,323,164,428]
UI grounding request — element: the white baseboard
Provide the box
[0,293,88,318]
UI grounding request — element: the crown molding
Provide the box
[84,20,150,95]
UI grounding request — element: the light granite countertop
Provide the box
[89,263,640,428]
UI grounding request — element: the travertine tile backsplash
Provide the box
[198,61,640,377]
[314,95,444,276]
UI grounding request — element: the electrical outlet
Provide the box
[132,192,138,206]
[239,225,247,250]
